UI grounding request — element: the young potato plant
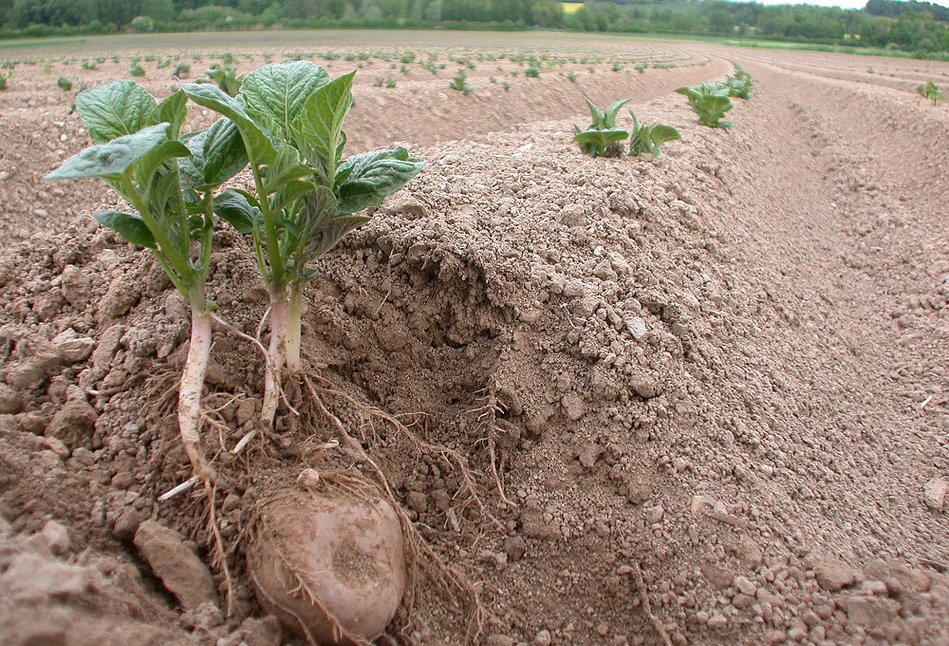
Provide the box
[574,98,630,158]
[449,69,474,95]
[628,110,680,157]
[917,80,945,106]
[45,80,248,481]
[676,83,734,128]
[200,63,244,97]
[724,65,754,100]
[181,61,424,428]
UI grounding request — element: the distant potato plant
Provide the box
[676,83,734,128]
[917,80,945,106]
[574,100,680,158]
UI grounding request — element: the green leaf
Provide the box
[289,71,355,183]
[180,118,248,190]
[76,80,157,143]
[602,98,630,128]
[335,147,425,215]
[181,82,276,164]
[291,186,370,264]
[573,128,629,158]
[270,179,316,217]
[260,143,312,195]
[134,138,192,198]
[649,124,681,146]
[213,188,261,234]
[92,210,156,248]
[152,89,187,137]
[241,61,330,142]
[45,123,172,181]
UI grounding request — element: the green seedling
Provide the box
[46,81,248,482]
[181,61,424,428]
[0,74,8,91]
[57,76,73,91]
[724,65,754,99]
[524,66,540,78]
[200,63,243,97]
[449,69,474,95]
[567,71,579,83]
[573,98,630,158]
[917,80,945,106]
[129,62,145,77]
[628,110,680,157]
[675,83,734,128]
[172,63,191,79]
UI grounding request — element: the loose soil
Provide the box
[0,31,947,646]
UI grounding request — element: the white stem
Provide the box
[286,285,304,375]
[260,297,288,429]
[179,308,215,481]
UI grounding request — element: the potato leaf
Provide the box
[241,61,330,142]
[334,147,425,215]
[181,82,276,164]
[293,186,369,263]
[92,210,156,248]
[213,188,261,234]
[152,89,187,137]
[76,80,157,144]
[180,118,248,190]
[46,123,174,181]
[289,71,355,184]
[573,127,629,158]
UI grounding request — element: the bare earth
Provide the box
[0,31,947,646]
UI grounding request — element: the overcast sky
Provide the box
[750,0,949,9]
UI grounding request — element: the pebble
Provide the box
[813,556,857,592]
[534,629,552,646]
[924,477,948,510]
[134,520,217,612]
[734,575,757,596]
[485,635,514,646]
[706,612,728,630]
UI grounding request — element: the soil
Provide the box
[0,32,948,646]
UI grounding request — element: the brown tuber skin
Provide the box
[248,487,406,645]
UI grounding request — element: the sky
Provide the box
[751,0,949,9]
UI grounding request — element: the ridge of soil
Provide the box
[0,35,947,646]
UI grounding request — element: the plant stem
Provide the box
[250,162,283,288]
[179,303,215,481]
[286,283,304,375]
[260,295,289,429]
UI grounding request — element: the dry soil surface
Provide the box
[0,32,947,646]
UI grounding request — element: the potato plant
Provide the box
[676,83,734,128]
[917,80,945,106]
[181,61,424,428]
[724,66,754,99]
[46,81,248,481]
[573,98,630,157]
[449,69,474,94]
[628,110,680,156]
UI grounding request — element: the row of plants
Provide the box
[573,65,755,158]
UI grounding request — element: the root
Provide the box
[629,562,674,646]
[304,373,503,533]
[206,482,235,618]
[301,375,487,643]
[466,387,515,508]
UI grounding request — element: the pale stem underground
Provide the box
[260,296,289,429]
[179,305,215,481]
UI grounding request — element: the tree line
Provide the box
[0,0,946,57]
[566,0,948,55]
